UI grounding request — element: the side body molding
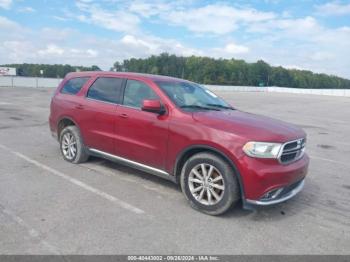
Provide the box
[88,148,176,183]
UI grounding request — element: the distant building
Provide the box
[0,67,16,76]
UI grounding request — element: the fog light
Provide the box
[261,188,284,201]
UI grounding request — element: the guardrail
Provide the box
[1,76,349,97]
[204,85,267,92]
[266,86,350,97]
[205,85,350,97]
[0,76,62,88]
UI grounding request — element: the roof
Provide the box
[65,71,186,82]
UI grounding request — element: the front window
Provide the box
[155,81,233,111]
[123,80,158,108]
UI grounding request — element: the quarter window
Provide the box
[87,77,123,104]
[123,80,158,108]
[60,77,90,95]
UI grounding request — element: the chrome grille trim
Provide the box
[278,138,306,164]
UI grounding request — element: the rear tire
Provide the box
[59,126,89,164]
[180,152,240,215]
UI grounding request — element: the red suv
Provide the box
[49,72,309,215]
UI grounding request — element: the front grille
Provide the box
[279,138,306,164]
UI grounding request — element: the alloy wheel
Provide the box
[61,132,77,160]
[188,163,225,205]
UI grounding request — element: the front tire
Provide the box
[180,152,240,215]
[59,126,89,164]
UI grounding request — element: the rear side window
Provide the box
[87,77,123,104]
[61,77,90,95]
[123,80,158,108]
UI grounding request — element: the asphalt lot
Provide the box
[0,86,349,255]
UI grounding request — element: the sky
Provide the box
[0,0,349,78]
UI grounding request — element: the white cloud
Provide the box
[223,43,249,54]
[129,1,171,18]
[68,48,98,58]
[0,18,103,66]
[315,1,350,16]
[0,0,12,9]
[310,51,334,61]
[208,42,250,60]
[86,49,98,57]
[283,65,308,71]
[242,15,350,78]
[165,4,275,34]
[88,9,139,32]
[247,16,320,36]
[38,44,65,56]
[75,1,140,32]
[1,2,350,80]
[0,16,200,69]
[52,15,69,22]
[121,35,158,51]
[40,27,76,42]
[119,34,202,58]
[0,15,19,29]
[18,6,36,13]
[2,39,42,62]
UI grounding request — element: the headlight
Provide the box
[242,141,282,159]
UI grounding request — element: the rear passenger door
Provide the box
[79,77,124,154]
[116,79,169,170]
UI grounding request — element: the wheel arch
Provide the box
[174,145,246,200]
[57,116,80,140]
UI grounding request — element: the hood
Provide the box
[192,110,306,143]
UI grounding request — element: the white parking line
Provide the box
[0,144,145,215]
[0,102,12,105]
[0,205,59,254]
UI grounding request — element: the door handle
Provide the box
[119,113,128,119]
[75,104,84,110]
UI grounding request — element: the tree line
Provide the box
[2,54,350,89]
[113,53,350,89]
[1,63,101,78]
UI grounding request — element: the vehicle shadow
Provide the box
[88,156,315,221]
[222,188,315,221]
[214,178,317,220]
[87,156,181,192]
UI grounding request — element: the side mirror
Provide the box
[141,99,165,114]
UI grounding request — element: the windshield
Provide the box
[155,81,232,110]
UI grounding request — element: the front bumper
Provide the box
[239,154,309,207]
[246,179,305,206]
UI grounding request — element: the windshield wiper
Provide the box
[206,104,235,110]
[180,105,220,111]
